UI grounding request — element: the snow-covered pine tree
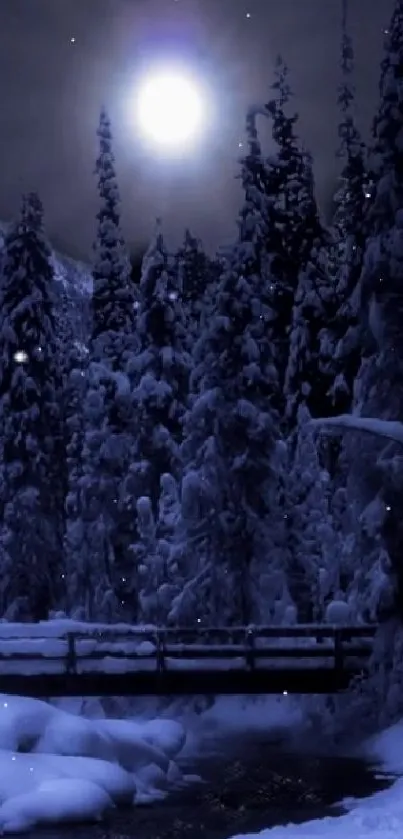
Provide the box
[348,0,403,630]
[175,229,213,349]
[312,11,403,729]
[285,406,341,622]
[366,0,403,236]
[63,340,118,621]
[325,0,367,415]
[179,119,285,624]
[353,1,403,424]
[128,221,191,515]
[284,155,335,424]
[0,194,65,620]
[134,474,182,625]
[269,57,323,273]
[232,103,288,416]
[92,106,137,367]
[333,3,366,256]
[68,108,137,621]
[262,58,327,399]
[358,0,403,364]
[256,60,300,388]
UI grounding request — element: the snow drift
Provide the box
[0,693,193,833]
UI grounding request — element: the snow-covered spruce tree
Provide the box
[285,406,341,622]
[92,106,137,366]
[283,157,335,424]
[269,56,323,273]
[366,0,403,236]
[128,221,191,516]
[324,1,367,415]
[63,341,119,621]
[259,59,304,388]
[348,1,403,633]
[229,104,290,419]
[67,107,137,621]
[133,474,182,625]
[179,150,286,625]
[310,417,403,737]
[63,339,87,617]
[353,1,403,424]
[0,194,65,620]
[261,58,327,401]
[358,0,403,370]
[175,229,214,349]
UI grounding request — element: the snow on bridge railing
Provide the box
[0,623,377,677]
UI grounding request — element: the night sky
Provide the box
[0,0,394,260]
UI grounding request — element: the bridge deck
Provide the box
[0,624,376,696]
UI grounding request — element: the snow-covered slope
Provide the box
[52,251,92,296]
[0,220,92,298]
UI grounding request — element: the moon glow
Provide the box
[135,68,206,151]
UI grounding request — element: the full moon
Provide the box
[135,69,206,151]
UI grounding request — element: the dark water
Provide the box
[34,730,393,839]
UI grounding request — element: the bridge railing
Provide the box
[0,624,376,676]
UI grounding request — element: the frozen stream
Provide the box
[27,729,393,839]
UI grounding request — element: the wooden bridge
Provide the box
[0,624,377,697]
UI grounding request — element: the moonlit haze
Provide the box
[0,0,395,258]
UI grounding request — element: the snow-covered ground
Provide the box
[0,693,200,833]
[230,720,403,839]
[0,683,399,837]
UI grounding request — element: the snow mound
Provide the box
[325,600,351,624]
[364,720,403,775]
[0,779,113,833]
[0,694,187,833]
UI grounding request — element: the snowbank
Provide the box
[230,720,403,839]
[231,781,403,838]
[0,693,192,833]
[363,720,403,775]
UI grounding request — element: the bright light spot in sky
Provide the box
[135,68,206,152]
[13,350,28,364]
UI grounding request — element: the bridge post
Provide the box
[66,633,77,674]
[334,629,343,673]
[245,627,255,670]
[156,631,166,673]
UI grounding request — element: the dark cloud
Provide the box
[0,0,394,258]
